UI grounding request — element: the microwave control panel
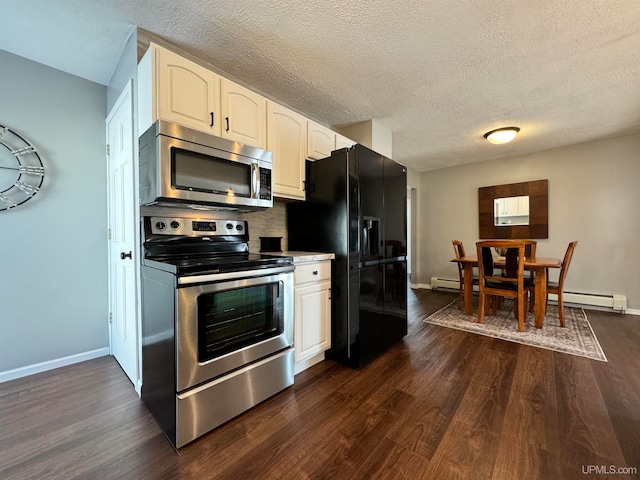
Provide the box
[259,167,272,200]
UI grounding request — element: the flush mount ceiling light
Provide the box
[484,127,521,145]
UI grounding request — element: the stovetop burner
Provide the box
[147,252,293,275]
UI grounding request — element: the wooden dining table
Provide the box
[451,255,562,328]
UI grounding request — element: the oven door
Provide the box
[176,267,293,392]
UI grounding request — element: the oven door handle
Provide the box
[178,265,294,285]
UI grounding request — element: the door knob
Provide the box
[120,251,132,260]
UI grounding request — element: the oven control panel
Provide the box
[149,217,247,236]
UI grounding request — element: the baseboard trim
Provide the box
[427,277,638,315]
[135,378,143,397]
[0,347,110,384]
[294,351,327,375]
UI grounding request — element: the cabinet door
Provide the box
[505,197,519,216]
[294,280,331,363]
[221,79,266,149]
[335,133,356,150]
[307,121,335,160]
[156,46,221,135]
[267,102,306,200]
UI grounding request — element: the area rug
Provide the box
[423,299,607,362]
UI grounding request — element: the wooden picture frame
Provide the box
[478,179,548,239]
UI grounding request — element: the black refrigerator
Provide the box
[287,144,407,368]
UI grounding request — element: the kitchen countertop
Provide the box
[264,251,335,263]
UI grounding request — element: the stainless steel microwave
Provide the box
[139,120,273,209]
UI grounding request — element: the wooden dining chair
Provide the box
[476,240,531,332]
[547,241,578,327]
[523,240,538,312]
[452,240,478,310]
[494,240,537,313]
[495,240,536,261]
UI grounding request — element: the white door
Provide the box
[406,191,412,277]
[106,80,138,388]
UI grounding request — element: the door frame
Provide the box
[106,79,142,395]
[407,186,417,283]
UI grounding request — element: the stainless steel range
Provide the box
[140,211,294,448]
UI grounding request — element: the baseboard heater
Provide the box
[429,277,628,313]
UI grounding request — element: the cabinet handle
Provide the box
[225,117,230,132]
[313,270,318,275]
[210,112,214,127]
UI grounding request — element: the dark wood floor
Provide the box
[1,289,639,480]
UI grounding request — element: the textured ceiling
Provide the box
[2,0,640,171]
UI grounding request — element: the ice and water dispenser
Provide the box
[362,216,380,260]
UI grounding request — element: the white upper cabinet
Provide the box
[138,42,354,161]
[221,79,266,149]
[307,121,336,160]
[495,195,530,217]
[138,43,221,136]
[267,101,307,200]
[335,133,356,150]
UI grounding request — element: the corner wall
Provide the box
[0,50,109,377]
[417,133,640,310]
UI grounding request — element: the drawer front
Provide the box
[294,261,331,284]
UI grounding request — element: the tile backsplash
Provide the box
[141,200,293,253]
[242,199,291,252]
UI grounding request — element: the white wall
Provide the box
[417,133,640,310]
[0,50,109,375]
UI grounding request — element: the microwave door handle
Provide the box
[252,163,260,199]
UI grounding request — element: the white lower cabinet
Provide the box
[293,259,332,374]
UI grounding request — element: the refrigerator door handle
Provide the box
[359,259,382,268]
[380,256,406,264]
